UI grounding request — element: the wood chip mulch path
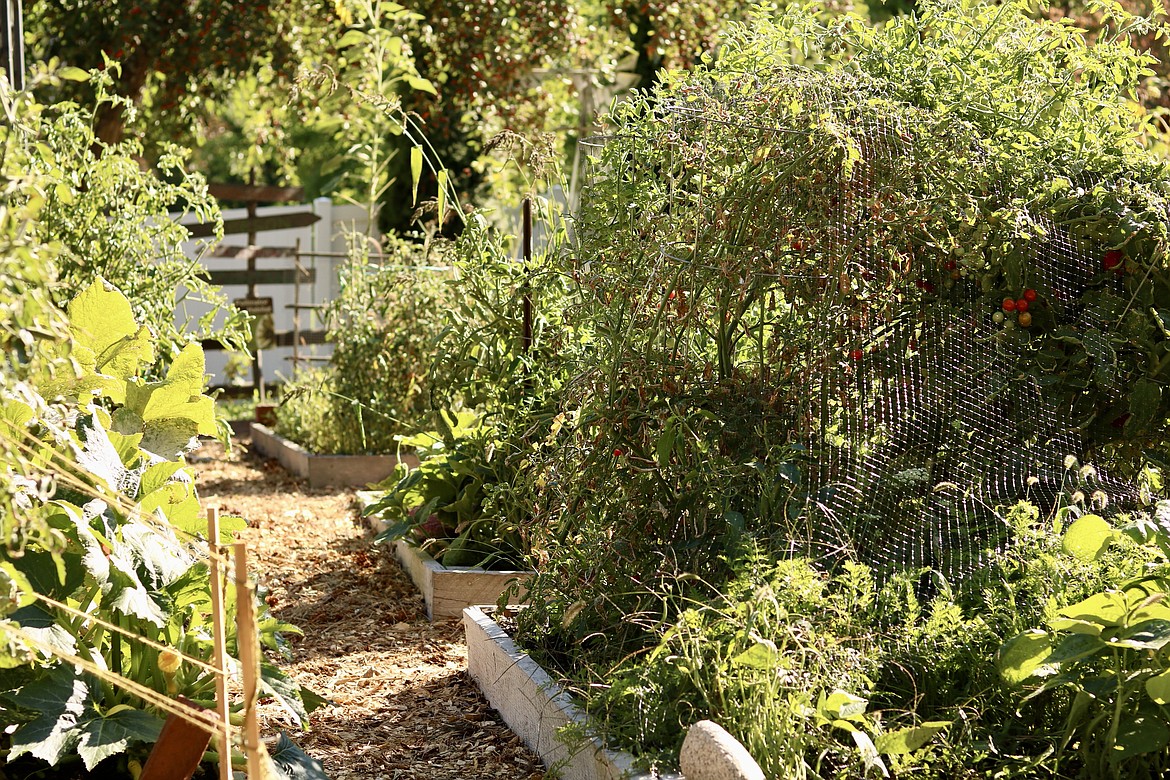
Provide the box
[187,437,545,780]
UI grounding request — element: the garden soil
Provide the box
[187,436,544,780]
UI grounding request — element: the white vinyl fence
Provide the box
[176,197,378,389]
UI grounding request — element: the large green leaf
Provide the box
[52,279,154,403]
[4,665,89,766]
[1062,514,1114,562]
[105,549,166,627]
[874,721,950,755]
[75,414,131,494]
[1046,633,1107,665]
[132,343,215,429]
[10,548,83,603]
[731,640,779,670]
[45,502,110,587]
[1113,709,1170,758]
[8,604,78,657]
[139,461,188,497]
[269,731,330,780]
[76,705,164,770]
[119,523,192,590]
[1111,619,1170,652]
[122,343,216,459]
[998,630,1053,684]
[1058,592,1128,628]
[818,689,869,722]
[137,480,203,539]
[1146,670,1170,705]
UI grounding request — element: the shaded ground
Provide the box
[187,437,544,780]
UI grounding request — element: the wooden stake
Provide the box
[207,508,233,780]
[233,542,264,779]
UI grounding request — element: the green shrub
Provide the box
[0,75,316,777]
[575,500,1166,778]
[275,235,454,454]
[510,0,1170,776]
[15,67,249,366]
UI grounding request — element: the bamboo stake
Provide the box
[233,542,264,779]
[207,508,233,780]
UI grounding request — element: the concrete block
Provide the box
[679,721,764,780]
[358,492,531,620]
[463,606,680,780]
[248,423,418,489]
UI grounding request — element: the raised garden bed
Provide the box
[249,423,419,489]
[359,492,532,620]
[464,606,677,780]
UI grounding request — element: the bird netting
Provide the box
[572,66,1155,583]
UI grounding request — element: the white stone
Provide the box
[679,720,765,780]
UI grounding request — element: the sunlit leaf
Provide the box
[874,722,950,755]
[998,630,1053,684]
[1062,514,1114,561]
[410,146,423,206]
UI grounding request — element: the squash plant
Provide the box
[0,280,321,775]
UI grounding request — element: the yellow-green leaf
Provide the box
[1147,670,1170,704]
[874,722,950,755]
[410,146,423,206]
[998,630,1052,684]
[731,640,778,669]
[59,66,90,82]
[1062,514,1114,561]
[66,279,154,387]
[437,169,449,226]
[336,29,368,48]
[407,76,437,95]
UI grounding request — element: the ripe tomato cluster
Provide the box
[995,288,1038,328]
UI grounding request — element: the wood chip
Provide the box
[188,438,545,779]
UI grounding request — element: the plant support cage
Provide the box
[574,67,1153,583]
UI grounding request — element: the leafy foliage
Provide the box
[1000,505,1170,779]
[7,68,249,370]
[23,0,329,147]
[498,0,1170,775]
[365,411,528,569]
[1,78,315,775]
[275,235,454,454]
[0,281,317,774]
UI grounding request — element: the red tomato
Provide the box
[1023,288,1037,302]
[851,349,864,361]
[1103,250,1124,270]
[1015,299,1029,313]
[1002,297,1017,312]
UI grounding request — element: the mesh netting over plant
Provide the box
[567,59,1170,583]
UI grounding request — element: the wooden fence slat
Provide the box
[205,268,315,287]
[200,330,328,352]
[232,543,264,779]
[208,183,305,203]
[184,211,321,239]
[206,508,232,780]
[211,244,300,260]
